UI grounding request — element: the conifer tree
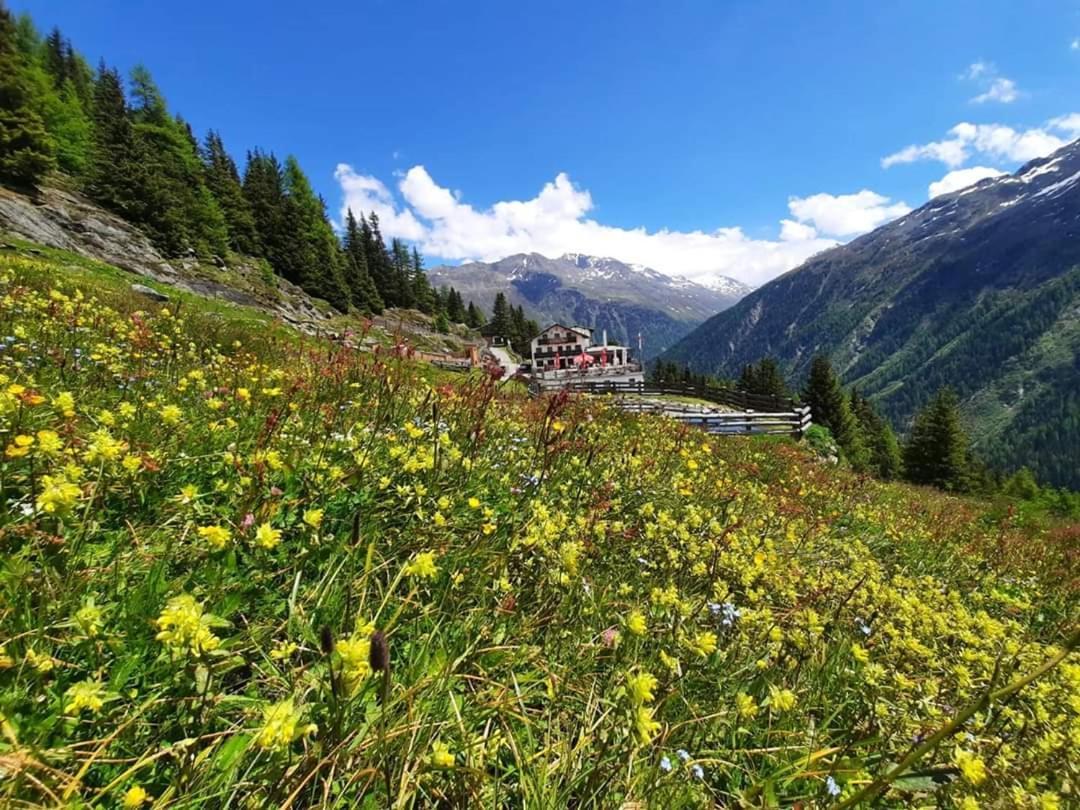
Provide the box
[410,247,435,314]
[363,213,397,307]
[0,4,54,187]
[202,130,258,254]
[280,156,351,311]
[739,357,788,399]
[86,64,143,216]
[490,292,511,336]
[802,355,865,467]
[904,387,971,492]
[466,301,485,328]
[851,389,902,479]
[390,238,415,308]
[343,208,383,314]
[243,149,287,266]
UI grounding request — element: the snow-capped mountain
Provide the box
[427,252,750,358]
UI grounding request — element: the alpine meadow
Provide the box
[0,2,1078,809]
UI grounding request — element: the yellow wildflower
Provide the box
[155,594,222,656]
[64,680,106,715]
[54,391,76,418]
[626,611,647,636]
[255,522,282,549]
[688,631,718,657]
[634,705,661,744]
[35,429,63,455]
[36,474,81,515]
[75,598,105,638]
[769,686,797,713]
[122,785,150,808]
[736,691,759,720]
[197,524,232,550]
[429,740,455,768]
[403,550,439,579]
[953,748,988,785]
[255,698,314,751]
[302,508,323,529]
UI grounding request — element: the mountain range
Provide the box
[661,138,1080,488]
[428,253,751,357]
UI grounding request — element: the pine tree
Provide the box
[904,387,971,492]
[447,288,467,324]
[343,208,384,314]
[490,292,511,336]
[0,4,54,187]
[802,356,865,467]
[202,130,258,254]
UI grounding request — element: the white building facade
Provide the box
[530,324,632,372]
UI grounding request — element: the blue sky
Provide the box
[11,0,1080,285]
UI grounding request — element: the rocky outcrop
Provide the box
[0,182,332,333]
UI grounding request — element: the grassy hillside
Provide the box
[0,249,1077,808]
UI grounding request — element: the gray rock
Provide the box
[131,284,170,302]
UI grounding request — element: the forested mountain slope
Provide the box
[661,139,1080,488]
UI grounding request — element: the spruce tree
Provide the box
[851,389,902,479]
[740,357,788,399]
[390,238,415,308]
[364,213,397,307]
[904,387,971,492]
[410,247,435,314]
[280,156,352,311]
[202,130,258,254]
[490,292,511,336]
[466,301,485,328]
[0,4,54,187]
[343,208,384,314]
[802,356,865,467]
[86,65,143,216]
[243,150,287,267]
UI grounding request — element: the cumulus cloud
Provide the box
[961,61,1020,104]
[787,190,911,238]
[972,77,1019,104]
[928,166,1006,198]
[882,118,1074,169]
[1049,113,1080,139]
[333,165,911,287]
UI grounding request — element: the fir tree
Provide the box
[390,238,415,309]
[0,4,54,187]
[904,387,971,492]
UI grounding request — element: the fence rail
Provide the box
[530,378,811,437]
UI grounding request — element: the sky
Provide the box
[11,0,1080,287]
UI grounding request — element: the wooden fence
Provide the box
[530,378,812,437]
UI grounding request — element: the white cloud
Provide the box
[883,118,1073,169]
[1049,113,1080,139]
[779,219,818,241]
[960,61,1021,104]
[787,190,911,238]
[928,166,1006,198]
[332,165,911,287]
[334,165,426,241]
[962,61,991,80]
[972,77,1019,104]
[1072,38,1079,51]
